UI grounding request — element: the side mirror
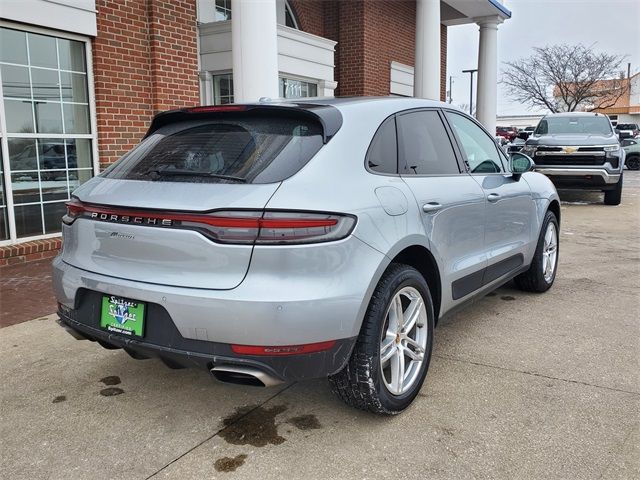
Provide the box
[510,152,535,180]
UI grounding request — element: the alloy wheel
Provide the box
[379,287,429,396]
[542,222,558,283]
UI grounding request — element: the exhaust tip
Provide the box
[210,365,283,387]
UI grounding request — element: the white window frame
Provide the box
[278,74,318,99]
[0,20,99,246]
[210,70,234,105]
[214,0,232,22]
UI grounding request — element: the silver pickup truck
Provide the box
[522,112,624,205]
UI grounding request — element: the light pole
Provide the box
[462,68,478,116]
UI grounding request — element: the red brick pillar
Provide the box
[147,0,200,113]
[92,0,199,170]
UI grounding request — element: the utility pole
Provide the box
[462,68,478,116]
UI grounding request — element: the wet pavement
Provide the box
[1,172,639,479]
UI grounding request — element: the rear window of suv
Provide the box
[535,116,613,136]
[617,124,638,130]
[102,113,324,184]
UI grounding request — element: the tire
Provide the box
[604,172,623,205]
[328,263,434,415]
[514,211,559,293]
[626,155,640,171]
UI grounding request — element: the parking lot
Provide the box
[1,172,638,480]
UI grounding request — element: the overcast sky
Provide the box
[447,0,640,116]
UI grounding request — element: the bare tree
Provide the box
[502,44,628,113]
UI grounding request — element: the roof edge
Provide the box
[487,0,512,18]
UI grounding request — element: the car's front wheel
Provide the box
[515,210,559,292]
[329,264,434,415]
[626,155,640,171]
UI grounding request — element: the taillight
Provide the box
[254,212,353,244]
[62,200,356,245]
[62,198,84,225]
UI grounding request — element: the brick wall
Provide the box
[289,0,325,37]
[291,0,447,100]
[93,0,199,169]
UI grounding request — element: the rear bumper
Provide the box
[535,168,621,188]
[52,234,384,379]
[56,303,356,382]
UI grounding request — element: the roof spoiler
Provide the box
[144,104,343,144]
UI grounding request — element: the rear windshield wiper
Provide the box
[146,169,247,183]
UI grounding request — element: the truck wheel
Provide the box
[626,155,640,170]
[604,172,623,205]
[515,211,559,293]
[328,264,434,415]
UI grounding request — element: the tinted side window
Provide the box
[366,117,397,174]
[446,112,504,173]
[397,111,459,175]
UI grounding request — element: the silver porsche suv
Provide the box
[53,98,560,414]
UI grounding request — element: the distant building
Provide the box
[552,72,639,126]
[590,73,640,127]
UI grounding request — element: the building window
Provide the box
[0,27,95,243]
[215,0,232,21]
[210,74,318,104]
[285,2,299,29]
[279,77,317,99]
[212,73,234,104]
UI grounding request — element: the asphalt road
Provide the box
[1,173,639,480]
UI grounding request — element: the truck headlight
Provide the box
[604,145,620,153]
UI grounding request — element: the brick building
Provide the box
[0,0,510,263]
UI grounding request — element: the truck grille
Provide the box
[536,155,606,166]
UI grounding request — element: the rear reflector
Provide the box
[231,341,336,356]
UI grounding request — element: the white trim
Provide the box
[0,231,61,248]
[0,21,98,244]
[0,0,97,37]
[277,25,337,50]
[0,19,93,43]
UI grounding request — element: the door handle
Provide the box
[487,193,501,203]
[422,202,443,213]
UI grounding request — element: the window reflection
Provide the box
[1,27,95,239]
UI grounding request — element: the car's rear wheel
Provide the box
[626,155,640,170]
[515,211,559,293]
[604,172,623,205]
[328,263,434,415]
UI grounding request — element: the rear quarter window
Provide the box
[103,113,324,184]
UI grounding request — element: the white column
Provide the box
[231,0,279,102]
[475,16,502,133]
[414,0,441,100]
[199,71,212,105]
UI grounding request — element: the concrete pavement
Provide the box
[1,173,639,480]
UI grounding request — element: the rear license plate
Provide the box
[100,295,146,338]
